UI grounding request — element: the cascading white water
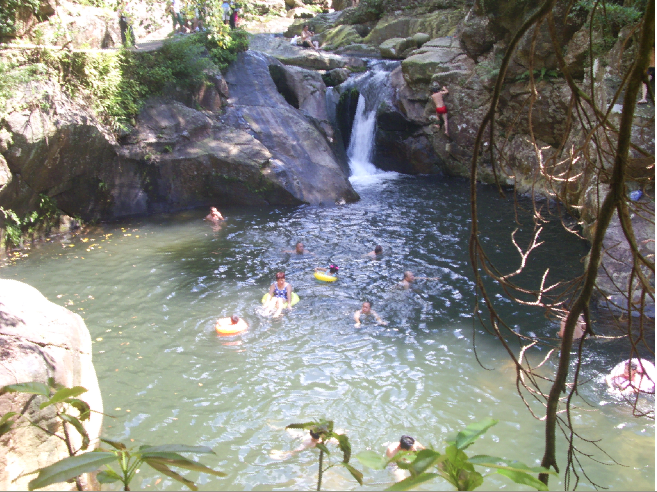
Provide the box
[346,94,380,177]
[340,62,400,183]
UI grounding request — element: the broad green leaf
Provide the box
[100,438,127,450]
[139,444,215,455]
[0,412,17,425]
[409,449,443,475]
[27,452,116,490]
[67,399,91,421]
[145,458,198,491]
[140,454,226,477]
[497,468,549,491]
[445,445,473,471]
[385,472,441,491]
[453,418,498,450]
[40,386,87,409]
[0,421,15,437]
[315,443,330,455]
[355,450,388,470]
[469,455,556,474]
[1,382,50,396]
[60,414,90,450]
[96,470,121,484]
[342,463,363,485]
[459,469,484,491]
[334,433,352,462]
[285,422,317,430]
[0,411,18,434]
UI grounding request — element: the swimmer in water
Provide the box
[399,271,439,290]
[270,427,341,460]
[386,435,425,481]
[354,301,387,328]
[557,312,586,340]
[263,272,294,317]
[366,245,383,257]
[205,206,224,222]
[315,264,339,278]
[606,359,656,395]
[284,241,313,255]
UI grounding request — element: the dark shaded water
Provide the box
[1,175,653,490]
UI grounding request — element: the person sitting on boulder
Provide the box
[301,25,319,50]
[431,86,449,136]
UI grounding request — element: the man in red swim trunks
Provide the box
[431,86,449,135]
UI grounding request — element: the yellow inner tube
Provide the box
[262,292,300,307]
[314,271,337,282]
[215,318,248,335]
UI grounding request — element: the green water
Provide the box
[2,175,653,490]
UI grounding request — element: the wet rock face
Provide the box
[224,51,358,205]
[0,279,103,491]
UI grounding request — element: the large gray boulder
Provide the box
[249,35,367,71]
[224,51,357,204]
[0,279,103,491]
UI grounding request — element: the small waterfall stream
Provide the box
[327,60,400,181]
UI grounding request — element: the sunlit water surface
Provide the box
[2,176,654,491]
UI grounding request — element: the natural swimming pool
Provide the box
[2,175,654,490]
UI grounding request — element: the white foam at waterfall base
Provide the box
[347,94,399,188]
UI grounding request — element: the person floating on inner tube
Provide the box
[215,314,247,335]
[263,271,294,317]
[315,264,339,278]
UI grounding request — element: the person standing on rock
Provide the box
[222,1,232,25]
[170,0,185,33]
[431,86,449,136]
[117,0,138,49]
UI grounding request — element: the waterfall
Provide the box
[327,60,400,183]
[346,94,380,177]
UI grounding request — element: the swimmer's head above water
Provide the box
[400,435,415,450]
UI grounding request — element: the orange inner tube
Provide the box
[215,318,248,335]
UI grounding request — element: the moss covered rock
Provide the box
[364,10,465,45]
[320,24,363,50]
[379,37,416,59]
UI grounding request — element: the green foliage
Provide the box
[0,194,60,249]
[574,0,644,54]
[519,67,560,82]
[1,380,226,491]
[356,418,555,491]
[197,29,250,72]
[29,440,226,491]
[349,0,386,24]
[0,0,41,38]
[2,24,249,131]
[286,419,363,491]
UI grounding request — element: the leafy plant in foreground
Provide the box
[356,418,555,491]
[28,441,226,491]
[1,379,94,490]
[286,419,363,491]
[1,381,226,490]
